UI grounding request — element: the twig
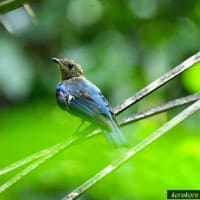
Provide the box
[63,99,200,200]
[120,93,200,126]
[114,51,200,114]
[0,125,97,193]
[24,3,36,24]
[0,150,46,176]
[0,125,96,177]
[0,134,78,193]
[0,15,13,33]
[0,142,64,176]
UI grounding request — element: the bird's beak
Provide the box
[51,57,62,65]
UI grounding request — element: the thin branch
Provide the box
[120,93,200,126]
[0,142,64,176]
[63,99,200,200]
[0,125,97,193]
[0,155,51,193]
[0,134,78,193]
[0,149,47,176]
[0,15,14,33]
[0,0,38,14]
[24,3,36,24]
[114,51,200,114]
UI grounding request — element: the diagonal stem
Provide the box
[0,15,13,33]
[0,134,78,193]
[0,148,51,176]
[24,4,37,24]
[0,125,98,193]
[120,93,200,126]
[114,51,200,114]
[63,99,200,200]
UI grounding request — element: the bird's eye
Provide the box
[68,64,74,69]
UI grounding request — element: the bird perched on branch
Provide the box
[52,58,128,148]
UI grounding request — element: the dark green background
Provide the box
[0,0,200,199]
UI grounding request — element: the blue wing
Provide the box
[56,77,112,125]
[56,77,128,147]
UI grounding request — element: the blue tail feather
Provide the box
[104,119,128,148]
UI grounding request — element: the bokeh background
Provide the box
[0,0,200,199]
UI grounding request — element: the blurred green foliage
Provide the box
[0,0,200,199]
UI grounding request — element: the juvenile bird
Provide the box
[52,58,128,147]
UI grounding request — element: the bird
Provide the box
[52,57,128,148]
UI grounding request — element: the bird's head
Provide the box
[52,58,84,80]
